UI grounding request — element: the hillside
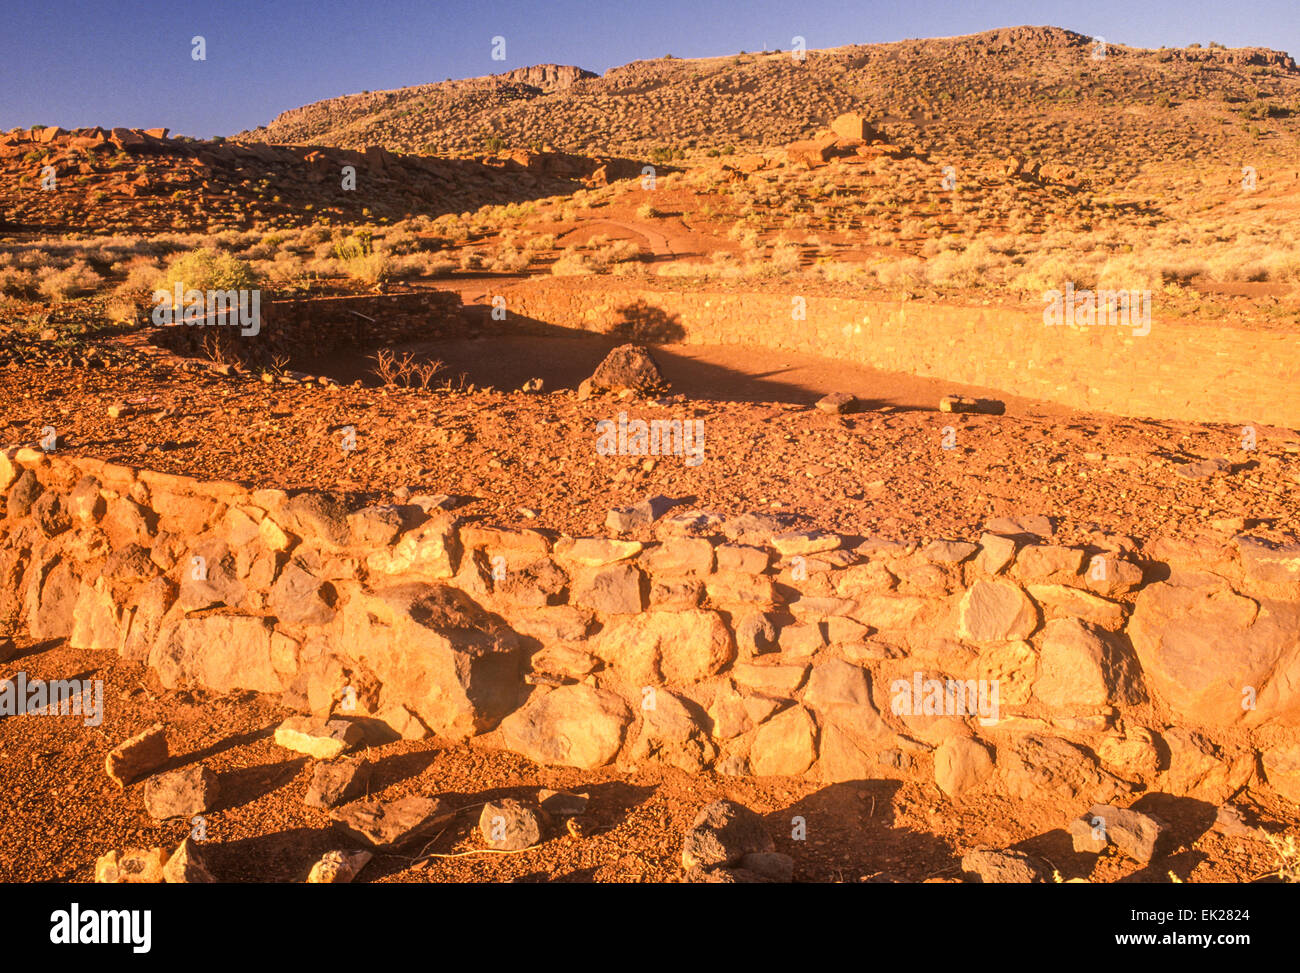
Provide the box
[240,26,1300,180]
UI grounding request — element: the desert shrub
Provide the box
[394,253,456,278]
[0,265,37,297]
[37,260,103,301]
[769,241,802,273]
[156,248,259,296]
[113,257,163,296]
[872,256,927,290]
[636,203,659,219]
[489,248,532,273]
[550,247,596,276]
[595,239,640,265]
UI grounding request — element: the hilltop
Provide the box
[239,26,1300,179]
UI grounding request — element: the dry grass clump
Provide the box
[0,264,38,298]
[37,260,103,301]
[551,238,641,275]
[329,230,391,284]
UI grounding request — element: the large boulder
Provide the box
[1128,579,1300,726]
[497,683,632,769]
[587,344,667,393]
[593,610,735,685]
[336,583,525,741]
[830,112,876,141]
[1033,618,1143,710]
[149,613,281,693]
[629,689,716,772]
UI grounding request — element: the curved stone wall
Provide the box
[497,279,1300,429]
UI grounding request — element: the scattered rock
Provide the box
[1087,803,1165,863]
[105,723,168,787]
[940,395,1005,415]
[682,799,775,870]
[163,838,216,883]
[739,851,795,882]
[1211,804,1267,841]
[274,715,364,759]
[538,789,589,817]
[1176,457,1231,479]
[1068,815,1109,853]
[331,795,456,848]
[771,530,842,556]
[985,515,1053,539]
[961,848,1049,883]
[305,758,372,809]
[95,847,169,883]
[306,849,373,883]
[479,799,544,850]
[815,392,859,414]
[588,344,667,393]
[604,495,682,532]
[143,764,219,819]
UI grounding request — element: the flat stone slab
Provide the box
[330,796,456,849]
[274,716,364,760]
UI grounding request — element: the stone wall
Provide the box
[146,291,464,367]
[3,444,1300,805]
[498,279,1300,429]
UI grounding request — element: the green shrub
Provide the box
[156,248,259,295]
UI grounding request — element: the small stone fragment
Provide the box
[479,799,544,850]
[538,789,589,817]
[163,838,216,883]
[815,392,859,414]
[305,759,372,809]
[1068,815,1109,853]
[682,799,775,870]
[95,847,168,883]
[306,849,373,883]
[331,795,455,848]
[105,723,168,787]
[960,848,1048,883]
[143,764,219,820]
[1088,803,1165,863]
[940,395,1005,415]
[274,715,364,759]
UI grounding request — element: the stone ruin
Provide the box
[3,443,1299,806]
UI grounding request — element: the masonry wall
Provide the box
[146,291,464,366]
[499,280,1300,429]
[4,444,1300,805]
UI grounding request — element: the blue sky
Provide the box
[2,0,1296,138]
